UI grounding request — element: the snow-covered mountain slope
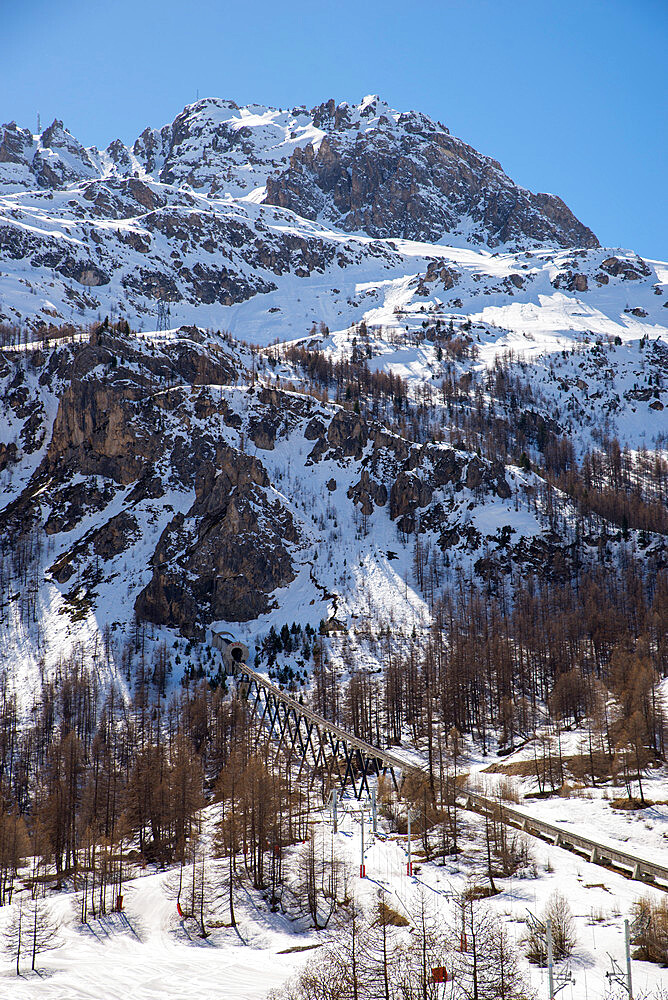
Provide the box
[308,281,668,455]
[0,100,665,352]
[0,321,665,706]
[0,94,666,696]
[0,93,636,339]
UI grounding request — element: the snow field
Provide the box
[2,791,667,999]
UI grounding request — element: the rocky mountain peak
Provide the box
[309,95,396,132]
[0,95,598,249]
[0,121,34,165]
[263,96,598,248]
[0,92,642,337]
[0,117,100,191]
[41,118,75,150]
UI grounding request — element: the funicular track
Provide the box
[213,636,668,891]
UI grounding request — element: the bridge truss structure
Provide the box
[237,662,403,800]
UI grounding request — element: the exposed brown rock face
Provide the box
[49,376,151,484]
[93,510,139,558]
[0,441,18,471]
[265,102,598,248]
[308,409,370,463]
[380,447,510,534]
[416,261,460,295]
[390,472,433,525]
[347,469,388,515]
[136,447,299,631]
[0,122,34,167]
[600,255,651,280]
[65,341,233,446]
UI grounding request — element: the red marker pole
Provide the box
[407,811,413,876]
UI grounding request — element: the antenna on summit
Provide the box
[37,112,41,136]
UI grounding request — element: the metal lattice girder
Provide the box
[235,665,412,801]
[292,708,309,760]
[273,701,294,763]
[281,706,300,763]
[307,722,327,782]
[264,692,281,742]
[250,680,263,716]
[253,686,272,746]
[327,735,345,786]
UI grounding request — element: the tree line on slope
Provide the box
[280,331,668,537]
[312,562,666,803]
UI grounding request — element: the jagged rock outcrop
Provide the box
[599,255,651,280]
[33,119,99,188]
[49,378,148,483]
[135,449,300,632]
[264,98,599,248]
[347,469,388,515]
[0,122,34,169]
[308,409,369,463]
[0,441,18,471]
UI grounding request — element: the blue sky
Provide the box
[3,0,666,258]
